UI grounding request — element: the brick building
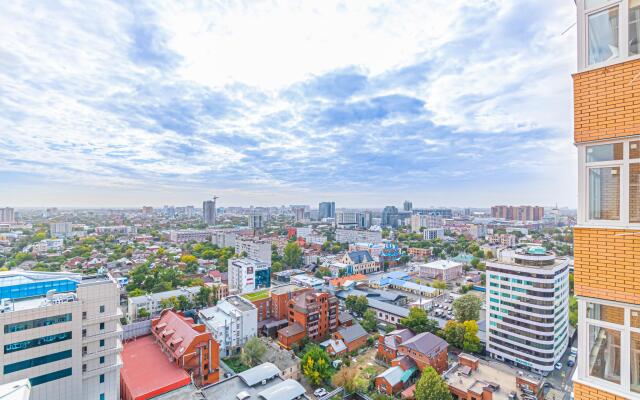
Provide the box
[571,2,640,399]
[277,291,339,349]
[150,310,220,387]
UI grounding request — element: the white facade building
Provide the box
[485,246,570,375]
[126,286,201,321]
[418,260,463,282]
[94,226,137,235]
[32,239,64,255]
[49,222,73,237]
[235,237,272,265]
[423,228,445,241]
[335,229,382,244]
[167,229,210,243]
[410,214,442,233]
[228,258,271,294]
[199,296,257,357]
[0,271,122,400]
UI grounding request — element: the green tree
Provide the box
[442,320,466,349]
[283,242,302,268]
[462,320,482,353]
[400,307,438,334]
[431,279,447,295]
[470,258,480,268]
[331,365,368,394]
[271,261,283,273]
[128,288,146,297]
[240,337,267,367]
[195,286,212,307]
[354,295,369,316]
[362,309,377,332]
[160,297,177,310]
[301,345,332,386]
[176,295,192,311]
[569,296,578,327]
[414,366,452,400]
[453,294,482,322]
[137,308,150,319]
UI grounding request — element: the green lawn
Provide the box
[223,357,250,373]
[242,289,270,301]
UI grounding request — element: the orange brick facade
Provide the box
[573,58,640,144]
[573,227,640,304]
[574,382,628,400]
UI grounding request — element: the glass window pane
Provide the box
[632,309,640,328]
[586,143,623,162]
[586,0,617,10]
[589,167,621,220]
[633,332,640,393]
[631,1,640,56]
[631,163,640,223]
[588,325,621,384]
[588,7,619,65]
[587,302,625,324]
[631,141,640,159]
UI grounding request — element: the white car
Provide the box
[554,362,563,370]
[314,388,327,397]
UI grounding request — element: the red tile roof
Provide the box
[121,336,190,400]
[152,310,206,359]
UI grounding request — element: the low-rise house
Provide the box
[418,260,463,282]
[398,332,448,372]
[332,323,367,353]
[375,356,417,396]
[341,250,380,275]
[378,329,415,363]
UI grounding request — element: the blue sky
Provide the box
[0,1,577,208]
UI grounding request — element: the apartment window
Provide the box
[630,0,640,55]
[99,356,105,364]
[82,311,87,320]
[30,368,73,386]
[589,325,622,384]
[631,332,640,393]
[582,139,640,226]
[99,374,104,384]
[99,339,105,347]
[100,394,105,400]
[4,332,72,354]
[588,5,620,65]
[4,313,72,333]
[99,322,105,330]
[4,350,72,374]
[99,305,105,313]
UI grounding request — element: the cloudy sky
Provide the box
[0,1,577,208]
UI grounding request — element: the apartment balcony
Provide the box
[82,355,123,378]
[82,324,123,344]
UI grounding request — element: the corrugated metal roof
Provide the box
[238,363,281,387]
[256,379,305,400]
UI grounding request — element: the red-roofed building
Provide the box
[151,310,220,386]
[121,335,191,400]
[329,273,368,288]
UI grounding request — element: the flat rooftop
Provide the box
[226,295,257,311]
[202,375,284,400]
[270,284,304,296]
[121,336,191,400]
[242,290,270,302]
[445,359,526,400]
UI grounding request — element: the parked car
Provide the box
[554,362,563,370]
[567,355,576,367]
[314,388,328,397]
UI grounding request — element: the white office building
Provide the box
[199,295,257,357]
[211,228,241,248]
[235,237,272,265]
[0,270,122,400]
[167,229,210,243]
[228,258,271,294]
[94,226,137,235]
[49,222,73,237]
[410,214,442,233]
[486,246,570,375]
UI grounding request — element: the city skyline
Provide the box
[2,1,577,207]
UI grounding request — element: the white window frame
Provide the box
[576,297,640,397]
[578,137,640,228]
[578,0,640,71]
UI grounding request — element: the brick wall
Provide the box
[574,227,640,304]
[574,382,628,400]
[573,58,640,143]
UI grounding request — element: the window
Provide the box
[587,302,625,324]
[589,167,621,220]
[4,332,72,354]
[30,368,72,386]
[582,139,640,226]
[99,305,105,313]
[100,394,105,400]
[631,0,640,55]
[82,311,87,320]
[4,350,72,374]
[99,339,105,347]
[99,374,104,384]
[588,6,620,65]
[99,322,105,330]
[4,313,72,333]
[99,356,105,364]
[631,332,640,393]
[589,325,621,384]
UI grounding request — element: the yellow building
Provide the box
[573,1,640,399]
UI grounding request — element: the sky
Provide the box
[0,0,578,209]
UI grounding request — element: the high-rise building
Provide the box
[410,214,442,233]
[228,258,271,294]
[490,205,544,221]
[403,200,413,212]
[49,222,73,237]
[0,207,15,223]
[318,202,335,219]
[572,2,640,398]
[248,212,264,229]
[335,210,370,229]
[381,206,399,228]
[290,206,306,222]
[0,271,122,400]
[235,236,272,265]
[203,196,217,225]
[486,246,569,376]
